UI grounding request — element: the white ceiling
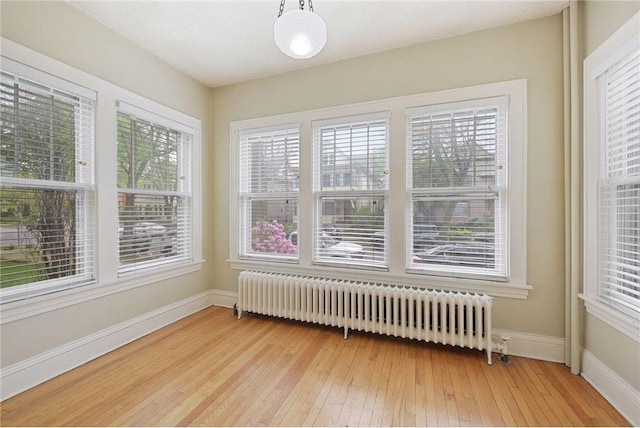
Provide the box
[70,0,568,88]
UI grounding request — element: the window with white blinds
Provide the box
[596,47,640,316]
[117,104,193,274]
[238,126,299,261]
[313,116,389,268]
[406,98,508,280]
[0,61,96,303]
[230,80,526,296]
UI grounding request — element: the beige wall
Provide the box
[0,1,214,367]
[580,1,640,392]
[582,0,640,57]
[212,14,566,337]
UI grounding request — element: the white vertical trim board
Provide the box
[0,291,213,401]
[581,350,640,426]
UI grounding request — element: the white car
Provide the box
[319,232,364,258]
[119,222,175,255]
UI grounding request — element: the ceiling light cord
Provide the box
[278,0,285,17]
[278,0,314,17]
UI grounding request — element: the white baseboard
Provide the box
[0,290,213,401]
[492,329,565,363]
[211,289,238,308]
[581,350,640,426]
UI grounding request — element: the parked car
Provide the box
[413,223,440,249]
[320,232,364,258]
[414,243,494,268]
[289,231,364,258]
[119,222,175,255]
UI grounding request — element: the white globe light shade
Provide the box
[274,9,327,59]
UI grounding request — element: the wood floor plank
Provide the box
[0,306,630,427]
[273,330,338,426]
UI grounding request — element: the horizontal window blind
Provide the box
[0,68,95,303]
[117,111,192,273]
[598,48,640,314]
[239,127,299,259]
[407,100,507,280]
[313,118,388,268]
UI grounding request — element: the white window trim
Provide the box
[0,38,203,323]
[581,12,640,342]
[229,79,530,299]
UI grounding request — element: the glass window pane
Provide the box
[315,196,385,267]
[314,118,388,268]
[238,127,299,260]
[117,113,179,192]
[1,68,95,303]
[319,121,387,192]
[411,108,499,189]
[410,196,502,275]
[118,192,188,266]
[0,187,82,288]
[243,199,298,257]
[1,80,78,182]
[241,129,299,194]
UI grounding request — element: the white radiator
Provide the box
[237,271,494,364]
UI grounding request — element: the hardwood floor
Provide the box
[0,306,629,427]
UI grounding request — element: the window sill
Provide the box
[228,259,530,299]
[0,260,205,325]
[580,294,640,343]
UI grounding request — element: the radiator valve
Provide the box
[497,334,511,365]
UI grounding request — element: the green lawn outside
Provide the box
[0,259,45,288]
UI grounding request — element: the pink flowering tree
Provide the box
[252,220,297,254]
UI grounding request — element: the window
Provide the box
[406,99,508,281]
[0,58,95,303]
[1,39,202,314]
[313,115,389,268]
[238,126,299,261]
[230,80,527,298]
[116,102,194,274]
[583,13,640,340]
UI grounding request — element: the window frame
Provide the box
[312,113,390,269]
[0,38,203,323]
[229,79,529,299]
[236,124,300,263]
[115,102,195,276]
[582,12,640,342]
[0,58,96,303]
[405,97,509,282]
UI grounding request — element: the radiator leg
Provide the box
[235,303,242,319]
[344,325,348,340]
[487,348,492,365]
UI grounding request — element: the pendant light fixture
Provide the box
[274,0,327,59]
